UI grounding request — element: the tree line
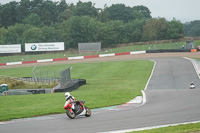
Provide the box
[0,0,184,51]
[184,20,200,37]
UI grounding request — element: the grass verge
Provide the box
[1,40,199,64]
[0,60,154,121]
[130,122,200,133]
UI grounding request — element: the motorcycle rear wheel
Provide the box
[66,110,76,119]
[85,106,91,117]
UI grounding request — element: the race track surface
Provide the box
[1,54,200,133]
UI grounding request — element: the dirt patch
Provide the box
[0,52,200,69]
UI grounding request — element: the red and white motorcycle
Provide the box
[64,100,91,119]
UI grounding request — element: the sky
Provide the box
[0,0,200,23]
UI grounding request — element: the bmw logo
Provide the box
[31,45,37,50]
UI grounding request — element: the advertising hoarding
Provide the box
[25,42,64,52]
[0,44,21,53]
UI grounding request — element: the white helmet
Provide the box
[65,92,70,99]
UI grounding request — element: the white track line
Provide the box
[184,57,200,79]
[144,60,156,90]
[99,120,200,133]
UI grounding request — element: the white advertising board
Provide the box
[25,42,64,52]
[0,44,21,53]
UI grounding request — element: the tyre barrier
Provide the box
[27,89,46,94]
[146,49,191,53]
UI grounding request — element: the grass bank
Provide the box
[0,77,56,89]
[0,60,154,121]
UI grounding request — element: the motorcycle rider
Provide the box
[64,92,84,113]
[189,81,195,89]
[64,92,75,110]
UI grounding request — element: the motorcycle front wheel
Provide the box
[66,110,76,119]
[85,106,91,117]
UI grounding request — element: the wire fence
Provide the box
[32,66,68,84]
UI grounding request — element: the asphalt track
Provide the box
[1,57,200,133]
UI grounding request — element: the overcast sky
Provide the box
[0,0,200,23]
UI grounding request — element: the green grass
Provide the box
[1,40,199,64]
[130,122,200,133]
[0,60,154,121]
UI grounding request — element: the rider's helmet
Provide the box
[65,92,70,99]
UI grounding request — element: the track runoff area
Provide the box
[1,51,200,133]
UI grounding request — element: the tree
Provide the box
[107,4,134,22]
[6,25,21,44]
[167,18,184,39]
[0,18,2,28]
[22,13,43,27]
[31,0,58,26]
[132,10,144,20]
[0,27,7,44]
[57,0,68,13]
[184,20,200,37]
[98,4,110,22]
[16,0,31,23]
[57,9,72,22]
[22,26,44,43]
[0,2,18,27]
[142,18,167,41]
[97,20,124,47]
[60,16,100,48]
[41,26,63,42]
[133,5,151,19]
[74,1,98,17]
[123,19,144,42]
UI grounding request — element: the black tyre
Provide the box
[85,106,91,117]
[66,110,76,119]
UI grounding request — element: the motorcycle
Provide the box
[189,84,195,89]
[64,100,91,119]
